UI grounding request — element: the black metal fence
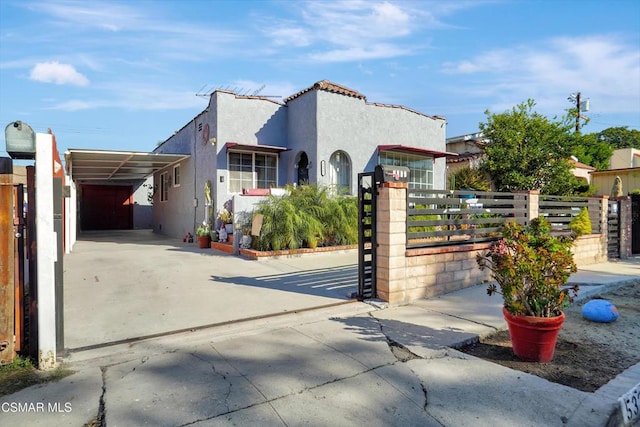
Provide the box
[407,189,528,249]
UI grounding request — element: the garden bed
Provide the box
[459,281,640,392]
[240,245,357,260]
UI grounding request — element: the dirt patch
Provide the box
[459,281,640,392]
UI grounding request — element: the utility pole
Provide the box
[568,92,588,134]
[575,92,581,134]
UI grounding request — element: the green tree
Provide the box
[571,132,613,171]
[479,100,577,195]
[596,126,640,149]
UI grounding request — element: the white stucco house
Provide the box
[152,80,450,238]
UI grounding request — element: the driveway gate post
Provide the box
[0,157,16,364]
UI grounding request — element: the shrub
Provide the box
[449,166,491,191]
[569,207,592,236]
[477,217,578,317]
[254,185,358,251]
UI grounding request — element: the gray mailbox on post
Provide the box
[5,121,36,160]
[374,164,410,184]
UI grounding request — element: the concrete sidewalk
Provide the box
[2,258,639,426]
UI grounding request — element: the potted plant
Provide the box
[217,209,234,234]
[240,225,252,249]
[195,224,211,248]
[476,217,579,362]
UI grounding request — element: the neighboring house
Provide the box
[568,156,595,185]
[152,80,450,239]
[445,132,486,177]
[591,148,640,196]
[445,132,596,190]
[609,148,640,169]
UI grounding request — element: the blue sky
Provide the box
[1,0,639,159]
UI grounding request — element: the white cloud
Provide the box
[262,1,437,63]
[48,100,94,111]
[440,35,640,115]
[30,61,89,86]
[308,44,413,63]
[30,1,141,32]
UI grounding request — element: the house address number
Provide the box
[619,382,640,424]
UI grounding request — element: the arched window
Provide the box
[329,150,351,194]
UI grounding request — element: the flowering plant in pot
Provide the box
[217,209,234,233]
[476,216,579,362]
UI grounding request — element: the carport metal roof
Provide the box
[65,149,190,181]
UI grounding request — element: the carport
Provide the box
[64,148,189,233]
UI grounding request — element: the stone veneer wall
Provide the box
[376,183,612,305]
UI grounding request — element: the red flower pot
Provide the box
[197,236,211,249]
[502,307,565,363]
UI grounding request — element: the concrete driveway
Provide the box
[63,230,358,350]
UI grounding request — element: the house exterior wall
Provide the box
[288,90,447,195]
[132,177,153,229]
[152,83,447,239]
[610,148,640,169]
[213,91,288,218]
[285,92,318,186]
[591,168,640,196]
[153,114,199,238]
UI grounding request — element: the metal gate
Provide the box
[357,172,377,300]
[632,194,640,254]
[607,199,621,258]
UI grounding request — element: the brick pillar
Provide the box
[376,182,408,304]
[515,190,538,224]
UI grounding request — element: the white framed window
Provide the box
[160,171,169,202]
[173,164,180,187]
[329,150,352,194]
[228,151,278,193]
[379,151,433,190]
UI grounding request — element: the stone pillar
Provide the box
[376,182,408,304]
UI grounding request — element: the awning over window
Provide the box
[65,149,190,181]
[225,142,289,154]
[377,145,457,159]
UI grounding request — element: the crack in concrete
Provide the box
[84,366,107,427]
[420,382,429,411]
[189,352,233,415]
[368,313,424,362]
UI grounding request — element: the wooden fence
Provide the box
[407,190,601,249]
[407,189,528,249]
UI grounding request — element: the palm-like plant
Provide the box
[254,185,357,251]
[449,166,491,191]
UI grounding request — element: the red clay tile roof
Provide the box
[284,80,366,103]
[283,80,444,122]
[568,158,595,170]
[446,152,484,164]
